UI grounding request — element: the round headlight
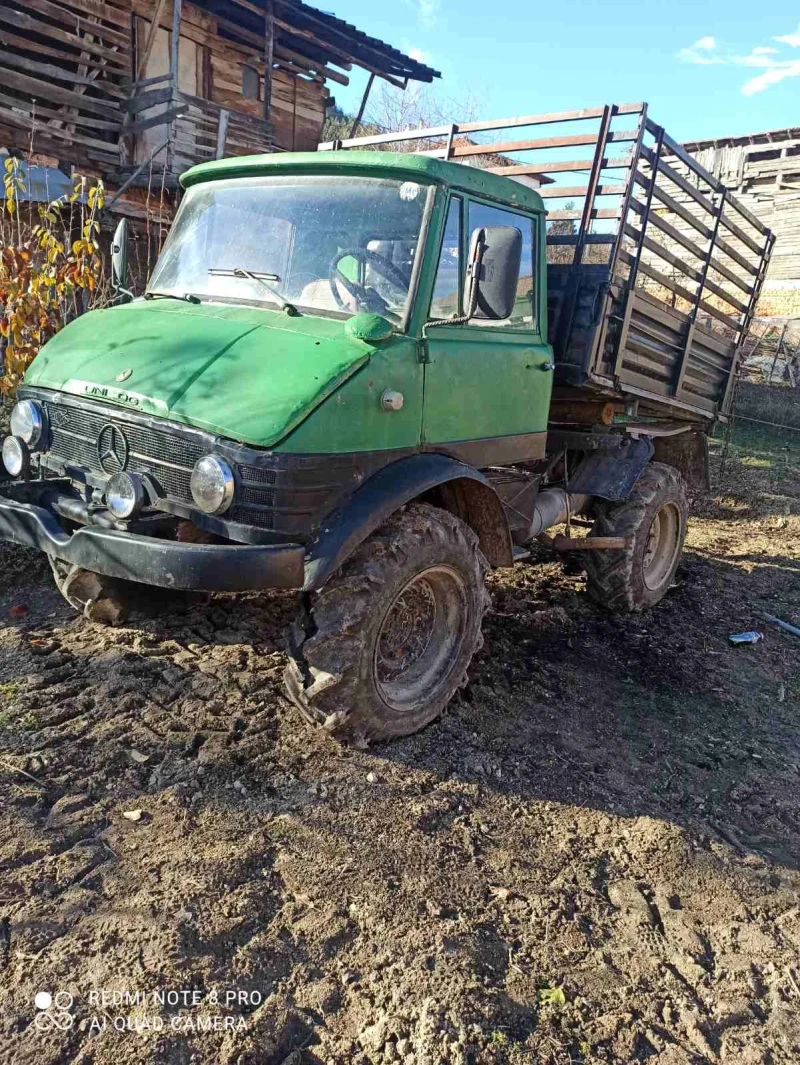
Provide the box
[10,400,45,446]
[106,472,145,519]
[2,436,29,478]
[190,455,234,515]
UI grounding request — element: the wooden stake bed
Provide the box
[320,102,775,422]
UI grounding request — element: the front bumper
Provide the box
[0,488,305,591]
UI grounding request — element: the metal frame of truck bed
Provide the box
[319,103,775,421]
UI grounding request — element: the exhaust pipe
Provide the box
[525,488,589,540]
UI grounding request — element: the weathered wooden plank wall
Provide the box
[0,0,438,232]
[0,0,131,168]
[0,0,334,179]
[131,0,328,153]
[691,139,800,286]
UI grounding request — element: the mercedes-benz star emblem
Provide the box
[97,424,129,474]
[116,368,133,382]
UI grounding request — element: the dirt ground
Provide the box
[1,425,799,1065]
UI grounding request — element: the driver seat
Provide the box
[299,279,356,313]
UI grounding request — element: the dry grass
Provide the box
[735,380,800,430]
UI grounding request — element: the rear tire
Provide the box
[283,503,490,746]
[584,462,688,613]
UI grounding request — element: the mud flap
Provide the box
[653,430,710,493]
[567,436,654,502]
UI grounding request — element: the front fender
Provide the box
[303,453,512,591]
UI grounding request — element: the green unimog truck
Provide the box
[0,102,773,745]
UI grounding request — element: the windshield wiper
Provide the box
[144,290,200,304]
[209,267,299,316]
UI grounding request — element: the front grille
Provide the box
[238,485,276,507]
[237,465,277,485]
[44,401,202,503]
[35,393,350,541]
[232,505,275,530]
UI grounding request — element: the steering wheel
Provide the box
[329,248,411,314]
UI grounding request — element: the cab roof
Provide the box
[180,150,545,214]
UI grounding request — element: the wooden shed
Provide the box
[0,0,438,216]
[684,127,800,318]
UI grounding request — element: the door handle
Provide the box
[540,361,555,372]
[381,389,404,411]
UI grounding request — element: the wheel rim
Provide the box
[642,501,681,591]
[374,565,468,712]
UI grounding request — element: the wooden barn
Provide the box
[684,127,800,318]
[0,0,438,218]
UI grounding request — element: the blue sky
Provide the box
[333,0,800,142]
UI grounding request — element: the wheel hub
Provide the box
[642,501,681,591]
[376,576,437,682]
[374,565,468,713]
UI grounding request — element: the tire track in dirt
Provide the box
[0,441,799,1064]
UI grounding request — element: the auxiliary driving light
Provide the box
[2,436,29,478]
[9,399,46,446]
[105,471,145,519]
[190,455,235,515]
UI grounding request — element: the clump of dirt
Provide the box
[1,429,799,1065]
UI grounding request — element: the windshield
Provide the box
[147,174,431,324]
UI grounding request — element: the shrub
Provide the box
[0,157,107,397]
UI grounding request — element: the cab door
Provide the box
[422,195,553,466]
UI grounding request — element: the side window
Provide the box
[429,196,461,320]
[242,64,259,100]
[468,201,536,329]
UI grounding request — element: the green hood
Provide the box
[25,300,373,447]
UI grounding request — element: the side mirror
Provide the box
[466,225,522,320]
[111,217,130,296]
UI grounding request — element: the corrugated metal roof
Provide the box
[215,0,440,82]
[289,0,440,80]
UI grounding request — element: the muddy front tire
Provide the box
[283,503,490,746]
[584,462,688,613]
